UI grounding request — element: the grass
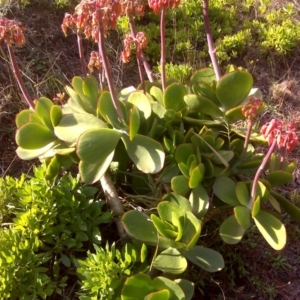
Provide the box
[1,0,300,299]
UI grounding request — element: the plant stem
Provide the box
[241,120,252,158]
[202,0,221,81]
[7,44,34,109]
[160,7,167,91]
[97,10,124,120]
[250,139,276,207]
[128,15,154,82]
[128,15,146,93]
[77,34,87,77]
[100,172,126,239]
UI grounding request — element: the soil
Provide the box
[1,1,300,299]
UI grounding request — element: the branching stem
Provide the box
[203,0,221,81]
[7,44,34,109]
[160,7,167,91]
[77,34,87,77]
[250,139,276,207]
[128,15,154,83]
[97,10,124,120]
[100,172,126,239]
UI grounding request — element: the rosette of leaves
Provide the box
[15,75,165,184]
[122,195,224,274]
[212,134,300,251]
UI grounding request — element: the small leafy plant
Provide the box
[1,0,300,298]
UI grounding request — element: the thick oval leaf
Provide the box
[77,128,121,164]
[97,91,122,128]
[175,144,195,164]
[16,109,35,128]
[16,142,56,160]
[190,68,216,84]
[189,185,209,219]
[236,182,250,208]
[82,75,99,110]
[163,83,187,112]
[216,71,253,110]
[153,248,187,274]
[122,211,158,245]
[16,123,56,149]
[180,211,201,248]
[234,206,251,229]
[151,214,178,240]
[121,274,154,300]
[213,177,240,206]
[171,176,190,196]
[184,94,223,117]
[192,82,219,105]
[163,193,192,213]
[127,91,152,119]
[254,210,286,250]
[271,191,300,222]
[220,215,245,244]
[35,97,54,129]
[174,279,194,300]
[55,113,107,143]
[79,151,114,184]
[189,163,205,188]
[50,105,63,127]
[153,277,185,300]
[122,134,164,174]
[129,106,140,140]
[150,86,163,104]
[267,171,293,187]
[183,246,224,272]
[225,105,245,124]
[144,289,170,300]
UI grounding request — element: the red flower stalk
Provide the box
[241,97,264,158]
[0,17,34,109]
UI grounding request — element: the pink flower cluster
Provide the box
[120,31,148,63]
[241,97,263,121]
[261,119,299,152]
[120,0,145,17]
[88,51,102,72]
[0,17,25,46]
[148,0,180,14]
[61,0,122,40]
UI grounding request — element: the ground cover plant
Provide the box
[1,0,300,299]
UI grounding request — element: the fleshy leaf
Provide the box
[55,113,107,143]
[153,277,185,300]
[213,177,240,206]
[254,210,286,250]
[220,215,245,244]
[35,97,54,129]
[163,83,187,112]
[183,246,224,272]
[174,279,194,300]
[189,185,209,219]
[171,176,190,196]
[190,68,216,84]
[236,182,250,208]
[122,134,164,174]
[216,71,253,110]
[122,211,158,245]
[267,171,293,187]
[129,106,140,140]
[184,94,223,117]
[16,123,56,150]
[77,128,121,164]
[79,151,114,184]
[153,248,187,274]
[127,91,152,119]
[234,206,251,229]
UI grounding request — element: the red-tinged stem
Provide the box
[97,11,124,120]
[128,15,146,93]
[77,34,87,77]
[203,0,221,81]
[128,14,154,82]
[160,7,167,91]
[7,44,34,109]
[250,139,277,208]
[241,120,252,158]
